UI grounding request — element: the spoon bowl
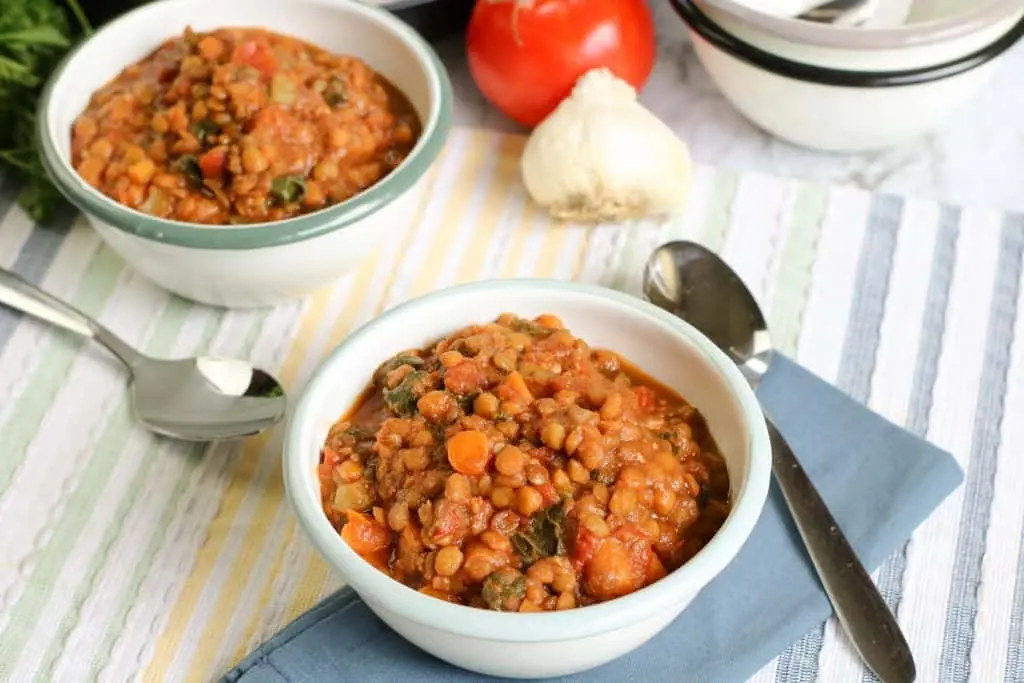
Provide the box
[131,357,286,440]
[0,267,287,442]
[643,240,916,683]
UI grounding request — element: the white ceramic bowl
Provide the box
[672,0,1024,151]
[284,279,772,679]
[702,0,1024,54]
[701,0,1024,72]
[38,0,451,308]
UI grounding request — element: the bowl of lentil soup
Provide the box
[38,0,451,307]
[285,279,771,678]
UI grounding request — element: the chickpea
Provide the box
[439,350,464,367]
[600,392,623,420]
[580,513,611,538]
[479,530,511,553]
[516,486,543,517]
[461,541,509,582]
[313,160,339,182]
[241,147,268,173]
[492,348,517,372]
[417,390,456,423]
[88,137,114,160]
[592,483,610,505]
[444,474,471,503]
[490,509,520,535]
[525,462,549,486]
[609,488,638,517]
[150,113,169,134]
[577,441,605,470]
[584,538,644,600]
[387,501,410,531]
[402,447,429,471]
[654,489,677,517]
[551,469,572,497]
[684,473,701,497]
[556,591,576,610]
[473,392,500,419]
[490,486,515,509]
[564,426,584,455]
[535,314,564,329]
[494,445,525,476]
[303,180,326,209]
[567,458,589,484]
[334,460,363,484]
[527,560,555,584]
[519,600,542,613]
[127,159,156,185]
[434,546,464,577]
[540,421,566,451]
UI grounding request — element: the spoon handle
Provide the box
[0,267,143,368]
[766,416,916,683]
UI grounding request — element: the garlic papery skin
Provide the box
[520,68,692,224]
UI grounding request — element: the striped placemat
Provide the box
[0,127,1021,683]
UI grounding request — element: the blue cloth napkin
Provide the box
[224,355,963,683]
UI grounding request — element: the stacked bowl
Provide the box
[669,0,1024,151]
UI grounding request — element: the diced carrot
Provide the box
[504,371,533,403]
[198,146,227,178]
[446,430,491,476]
[197,35,224,60]
[341,510,390,557]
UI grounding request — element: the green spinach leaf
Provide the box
[383,370,428,416]
[511,502,566,566]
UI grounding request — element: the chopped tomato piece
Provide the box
[570,525,603,572]
[230,40,279,79]
[633,386,656,410]
[198,147,227,179]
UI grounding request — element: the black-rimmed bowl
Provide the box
[670,0,1024,151]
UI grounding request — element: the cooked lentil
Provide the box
[71,27,421,225]
[319,314,731,612]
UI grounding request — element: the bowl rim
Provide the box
[699,0,1024,49]
[36,0,453,252]
[673,0,1024,86]
[283,278,772,642]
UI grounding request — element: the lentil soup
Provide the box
[71,27,421,225]
[319,314,731,612]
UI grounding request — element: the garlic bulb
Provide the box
[520,68,692,224]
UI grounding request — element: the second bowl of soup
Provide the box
[39,0,451,307]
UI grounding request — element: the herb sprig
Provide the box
[0,0,90,221]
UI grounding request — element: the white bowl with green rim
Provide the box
[37,0,452,308]
[284,279,772,678]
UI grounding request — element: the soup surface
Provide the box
[319,314,730,612]
[71,27,421,225]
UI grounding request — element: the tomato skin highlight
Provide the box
[466,0,656,128]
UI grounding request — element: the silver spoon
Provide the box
[798,0,880,25]
[0,267,287,441]
[643,240,915,683]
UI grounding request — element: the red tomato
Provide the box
[466,0,656,128]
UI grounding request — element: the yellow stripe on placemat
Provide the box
[267,134,529,632]
[143,129,590,681]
